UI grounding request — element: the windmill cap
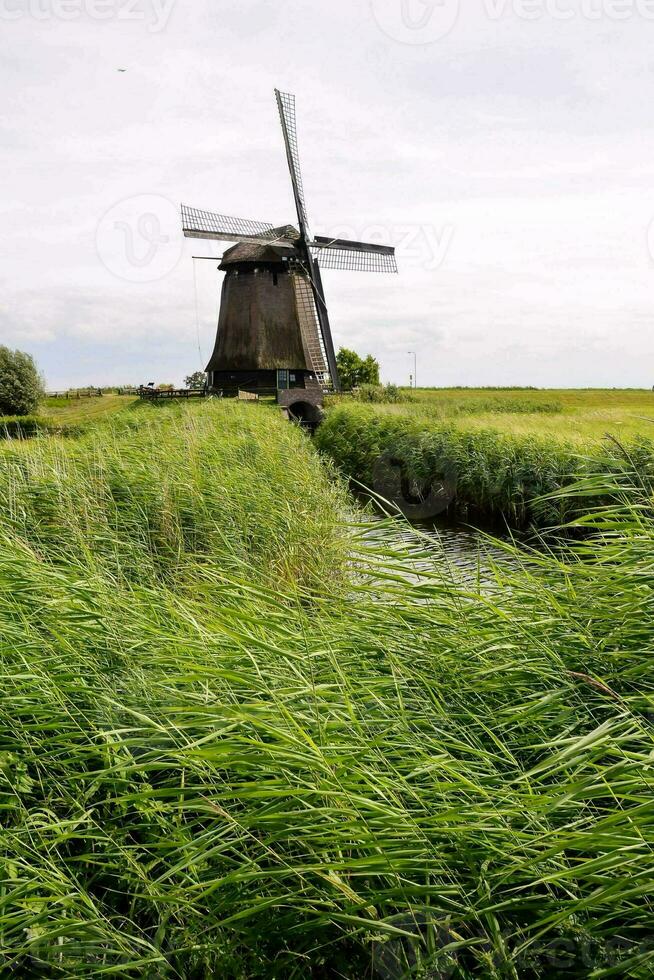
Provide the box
[220,238,300,268]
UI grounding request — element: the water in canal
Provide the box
[358,507,525,588]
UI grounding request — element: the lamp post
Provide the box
[408,351,417,389]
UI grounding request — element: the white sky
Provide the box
[2,0,654,388]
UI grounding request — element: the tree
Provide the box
[0,346,44,416]
[360,354,380,386]
[184,371,207,391]
[335,348,380,390]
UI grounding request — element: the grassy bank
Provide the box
[0,395,138,444]
[316,396,654,530]
[0,401,653,976]
[43,393,138,425]
[378,388,654,444]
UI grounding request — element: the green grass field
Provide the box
[42,393,138,424]
[20,388,654,446]
[366,388,654,445]
[0,395,139,452]
[0,399,653,975]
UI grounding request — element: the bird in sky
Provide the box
[117,68,127,73]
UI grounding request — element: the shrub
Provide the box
[353,383,410,404]
[0,346,44,416]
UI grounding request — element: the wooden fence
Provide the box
[46,389,104,399]
[138,388,208,401]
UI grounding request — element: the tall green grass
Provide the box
[0,401,652,976]
[0,401,348,592]
[316,403,654,530]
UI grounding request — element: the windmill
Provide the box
[181,89,397,398]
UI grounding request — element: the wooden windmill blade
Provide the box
[275,90,310,238]
[290,271,329,385]
[308,257,341,392]
[181,204,297,246]
[274,89,342,391]
[310,237,398,274]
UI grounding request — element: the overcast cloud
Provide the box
[2,0,654,387]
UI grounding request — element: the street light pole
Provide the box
[408,351,417,389]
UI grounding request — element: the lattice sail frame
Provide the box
[310,243,398,274]
[290,269,329,385]
[181,205,295,246]
[275,90,310,237]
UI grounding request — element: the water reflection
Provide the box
[357,508,522,588]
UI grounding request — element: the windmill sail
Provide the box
[290,271,329,386]
[275,89,342,390]
[310,236,398,273]
[308,258,341,391]
[181,204,296,246]
[275,90,310,237]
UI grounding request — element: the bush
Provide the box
[353,383,410,404]
[0,347,44,416]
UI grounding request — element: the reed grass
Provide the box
[0,401,652,976]
[0,401,348,593]
[316,403,654,531]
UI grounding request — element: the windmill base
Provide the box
[277,380,324,433]
[208,369,324,398]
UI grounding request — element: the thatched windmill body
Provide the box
[181,90,397,398]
